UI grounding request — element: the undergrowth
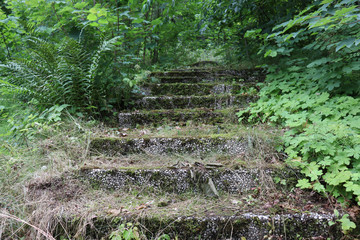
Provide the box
[238,0,360,234]
[0,36,134,116]
[0,109,95,238]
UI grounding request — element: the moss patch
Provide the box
[118,108,240,127]
[140,83,252,96]
[133,94,258,110]
[89,135,248,156]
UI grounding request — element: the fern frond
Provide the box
[0,78,28,95]
[88,36,120,79]
[1,36,120,111]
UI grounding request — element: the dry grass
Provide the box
[21,171,332,239]
[0,118,291,239]
[0,119,94,239]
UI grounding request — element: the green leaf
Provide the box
[89,6,100,14]
[309,16,332,29]
[265,49,277,57]
[74,2,88,9]
[87,14,98,21]
[123,230,133,240]
[321,0,333,4]
[344,181,360,195]
[97,8,107,17]
[98,18,108,24]
[296,179,312,189]
[335,38,357,52]
[307,58,331,68]
[338,214,356,233]
[302,162,323,181]
[325,170,351,186]
[132,18,144,24]
[151,18,162,25]
[313,182,326,193]
[334,6,357,17]
[89,22,99,27]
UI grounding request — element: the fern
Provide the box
[0,36,119,112]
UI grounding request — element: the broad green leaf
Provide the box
[97,8,107,17]
[309,17,332,29]
[344,181,360,195]
[307,58,331,68]
[325,170,351,185]
[334,6,357,17]
[345,146,360,159]
[319,156,333,166]
[151,18,162,25]
[98,18,108,24]
[265,49,277,57]
[321,0,332,4]
[313,182,326,193]
[296,179,312,189]
[74,2,88,9]
[302,162,323,181]
[87,14,97,21]
[335,38,357,52]
[89,7,98,14]
[132,18,144,24]
[58,6,73,14]
[338,214,356,233]
[89,22,99,27]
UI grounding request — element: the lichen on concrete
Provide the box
[90,136,248,156]
[139,83,248,96]
[80,168,259,194]
[133,94,256,110]
[54,213,340,240]
[118,108,238,127]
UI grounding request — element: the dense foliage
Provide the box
[0,0,359,234]
[238,0,360,231]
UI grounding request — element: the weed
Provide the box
[109,222,140,240]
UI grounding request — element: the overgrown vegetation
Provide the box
[0,0,359,238]
[238,0,360,232]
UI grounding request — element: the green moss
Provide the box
[120,108,239,126]
[141,83,252,96]
[148,68,266,84]
[54,213,341,240]
[90,135,246,156]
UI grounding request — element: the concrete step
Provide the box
[90,135,248,156]
[80,167,261,194]
[155,76,245,83]
[139,83,256,96]
[133,94,257,110]
[53,212,341,240]
[27,174,341,240]
[150,68,265,81]
[118,108,239,127]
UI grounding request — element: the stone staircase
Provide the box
[28,65,341,239]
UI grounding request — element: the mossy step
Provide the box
[140,83,256,96]
[118,108,239,127]
[53,213,340,240]
[80,167,260,194]
[28,173,341,239]
[156,76,249,83]
[90,136,248,156]
[150,70,218,78]
[133,94,256,110]
[150,68,265,80]
[102,123,279,141]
